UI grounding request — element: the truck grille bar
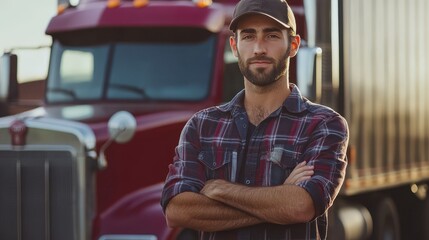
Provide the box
[45,160,51,240]
[0,150,76,240]
[16,159,22,240]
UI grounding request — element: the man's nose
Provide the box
[253,38,267,55]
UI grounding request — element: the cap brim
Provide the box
[229,12,292,32]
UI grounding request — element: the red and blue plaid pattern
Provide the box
[162,84,349,240]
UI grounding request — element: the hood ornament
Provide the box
[9,119,28,146]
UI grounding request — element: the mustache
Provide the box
[246,56,275,64]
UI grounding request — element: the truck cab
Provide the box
[0,1,317,239]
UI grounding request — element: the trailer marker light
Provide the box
[107,0,121,8]
[134,0,149,8]
[194,0,212,8]
[347,145,356,165]
[344,179,350,189]
[57,4,68,15]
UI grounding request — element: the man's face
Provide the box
[237,43,290,87]
[231,14,298,87]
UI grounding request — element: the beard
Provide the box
[237,45,291,87]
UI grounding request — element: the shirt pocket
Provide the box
[262,145,302,186]
[198,149,237,181]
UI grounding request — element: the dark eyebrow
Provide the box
[263,27,283,34]
[240,28,256,34]
[239,27,283,34]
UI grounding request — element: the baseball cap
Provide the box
[229,0,296,34]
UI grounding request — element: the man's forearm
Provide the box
[165,191,263,232]
[201,180,315,225]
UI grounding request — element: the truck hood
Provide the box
[0,102,198,147]
[6,102,199,125]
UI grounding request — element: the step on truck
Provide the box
[1,0,429,239]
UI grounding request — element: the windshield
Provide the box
[47,29,216,103]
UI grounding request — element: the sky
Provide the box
[0,0,56,81]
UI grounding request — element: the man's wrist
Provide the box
[201,179,236,202]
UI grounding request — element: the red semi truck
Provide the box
[1,0,429,239]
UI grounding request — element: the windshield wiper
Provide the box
[48,87,77,100]
[109,83,148,99]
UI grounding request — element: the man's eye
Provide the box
[242,35,254,40]
[267,34,280,39]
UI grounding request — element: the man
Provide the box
[161,0,349,239]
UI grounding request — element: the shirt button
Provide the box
[245,180,251,184]
[243,123,247,128]
[212,162,216,167]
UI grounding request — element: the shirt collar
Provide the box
[283,83,308,113]
[217,89,245,116]
[217,84,308,115]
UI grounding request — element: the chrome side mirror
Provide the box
[108,111,137,143]
[296,47,322,103]
[98,111,137,170]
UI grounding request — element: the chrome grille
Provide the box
[0,150,75,240]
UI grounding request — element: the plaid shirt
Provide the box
[161,84,349,240]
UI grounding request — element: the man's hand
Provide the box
[284,161,314,185]
[199,169,315,224]
[200,179,229,199]
[201,161,314,199]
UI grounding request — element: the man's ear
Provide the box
[230,36,238,57]
[289,35,301,58]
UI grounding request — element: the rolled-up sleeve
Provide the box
[298,114,349,217]
[160,115,206,212]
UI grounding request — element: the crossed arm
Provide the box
[165,161,315,232]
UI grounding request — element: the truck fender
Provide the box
[98,183,180,240]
